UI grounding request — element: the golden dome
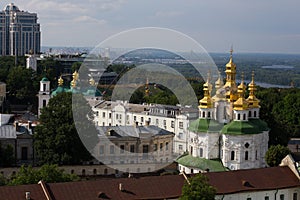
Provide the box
[247,71,260,108]
[233,73,248,110]
[72,71,79,81]
[89,77,95,86]
[71,79,76,88]
[224,48,238,102]
[58,76,64,86]
[199,72,213,109]
[215,71,224,90]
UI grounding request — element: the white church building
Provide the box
[178,50,269,172]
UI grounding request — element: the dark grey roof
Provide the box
[97,125,174,139]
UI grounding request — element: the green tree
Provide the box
[0,144,15,167]
[272,91,300,138]
[34,92,96,165]
[6,66,38,104]
[180,173,216,200]
[265,145,291,167]
[0,174,7,186]
[9,164,78,185]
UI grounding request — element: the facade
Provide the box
[0,3,41,56]
[0,114,35,165]
[178,50,269,172]
[94,125,175,173]
[93,101,198,155]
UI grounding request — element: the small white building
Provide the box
[93,125,175,173]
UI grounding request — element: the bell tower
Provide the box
[38,77,50,117]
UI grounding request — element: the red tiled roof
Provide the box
[0,184,46,200]
[205,166,300,194]
[0,166,299,200]
[48,175,185,200]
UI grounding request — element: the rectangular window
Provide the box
[120,145,125,154]
[43,99,47,107]
[179,145,183,150]
[166,142,169,151]
[141,117,144,122]
[109,113,111,119]
[280,194,284,200]
[265,196,269,200]
[246,198,251,200]
[156,119,159,125]
[130,145,135,153]
[99,146,104,154]
[154,144,158,151]
[171,121,175,128]
[179,122,183,129]
[134,116,137,121]
[110,145,114,154]
[293,193,297,200]
[102,112,105,118]
[160,143,163,151]
[163,120,166,125]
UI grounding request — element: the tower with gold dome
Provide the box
[37,71,103,117]
[178,49,269,173]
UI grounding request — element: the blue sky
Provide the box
[1,0,300,53]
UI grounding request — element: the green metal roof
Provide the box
[51,86,70,96]
[221,119,269,135]
[41,77,49,82]
[189,118,224,133]
[176,154,227,172]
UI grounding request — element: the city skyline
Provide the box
[1,0,299,54]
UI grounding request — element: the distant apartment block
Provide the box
[0,3,41,56]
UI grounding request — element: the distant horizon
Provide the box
[41,46,300,55]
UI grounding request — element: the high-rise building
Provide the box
[0,3,41,56]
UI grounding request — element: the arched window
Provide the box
[104,168,108,175]
[245,151,249,160]
[238,114,241,120]
[254,111,257,117]
[208,112,211,118]
[200,148,203,157]
[203,112,205,118]
[231,151,235,160]
[249,111,252,117]
[243,114,246,120]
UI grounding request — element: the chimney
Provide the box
[15,121,19,132]
[119,183,123,191]
[28,121,32,129]
[145,120,150,127]
[25,192,30,200]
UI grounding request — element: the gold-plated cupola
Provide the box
[199,72,213,109]
[224,48,238,102]
[233,73,248,110]
[247,71,260,108]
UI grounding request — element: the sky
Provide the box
[1,0,300,53]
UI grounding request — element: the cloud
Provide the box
[154,11,183,18]
[73,16,106,25]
